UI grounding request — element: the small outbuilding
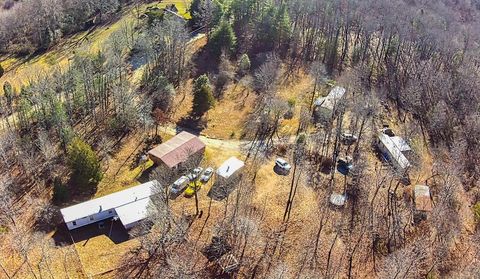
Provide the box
[314,86,346,122]
[413,185,433,212]
[216,157,245,182]
[60,180,159,230]
[330,193,347,207]
[209,157,245,201]
[148,131,205,170]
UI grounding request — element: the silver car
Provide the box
[187,167,204,181]
[200,167,214,183]
[340,132,358,145]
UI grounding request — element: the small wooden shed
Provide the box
[413,185,433,212]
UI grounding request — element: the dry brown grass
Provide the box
[95,133,152,198]
[170,69,315,141]
[75,235,139,277]
[203,83,256,139]
[0,232,85,278]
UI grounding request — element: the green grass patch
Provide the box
[0,226,8,233]
[96,159,154,197]
[473,202,480,224]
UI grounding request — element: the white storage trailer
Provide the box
[216,157,245,182]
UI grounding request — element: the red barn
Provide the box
[148,131,205,169]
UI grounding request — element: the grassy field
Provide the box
[75,233,140,277]
[202,82,257,139]
[95,133,153,198]
[0,0,191,91]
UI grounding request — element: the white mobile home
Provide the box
[377,130,411,173]
[60,180,159,230]
[314,86,346,122]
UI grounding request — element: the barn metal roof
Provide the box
[148,131,205,168]
[60,180,158,223]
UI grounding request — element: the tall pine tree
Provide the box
[192,74,215,117]
[207,20,237,58]
[67,138,103,188]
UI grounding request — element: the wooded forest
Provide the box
[0,0,479,278]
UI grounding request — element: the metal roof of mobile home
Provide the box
[314,86,346,110]
[115,197,152,227]
[148,131,205,168]
[390,136,412,152]
[60,180,158,223]
[216,157,245,179]
[378,133,411,170]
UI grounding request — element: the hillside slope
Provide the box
[0,0,190,90]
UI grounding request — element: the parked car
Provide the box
[340,132,358,145]
[170,176,189,198]
[184,181,203,197]
[382,126,395,137]
[193,167,203,177]
[187,167,204,181]
[275,158,292,174]
[200,167,214,183]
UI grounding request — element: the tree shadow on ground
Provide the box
[33,206,63,234]
[191,47,220,77]
[65,176,98,202]
[51,218,130,247]
[273,165,290,176]
[372,146,411,185]
[128,135,161,170]
[137,164,158,184]
[51,223,74,246]
[176,116,207,135]
[207,178,241,201]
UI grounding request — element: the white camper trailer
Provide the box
[377,128,411,173]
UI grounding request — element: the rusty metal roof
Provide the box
[414,185,433,212]
[148,131,205,168]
